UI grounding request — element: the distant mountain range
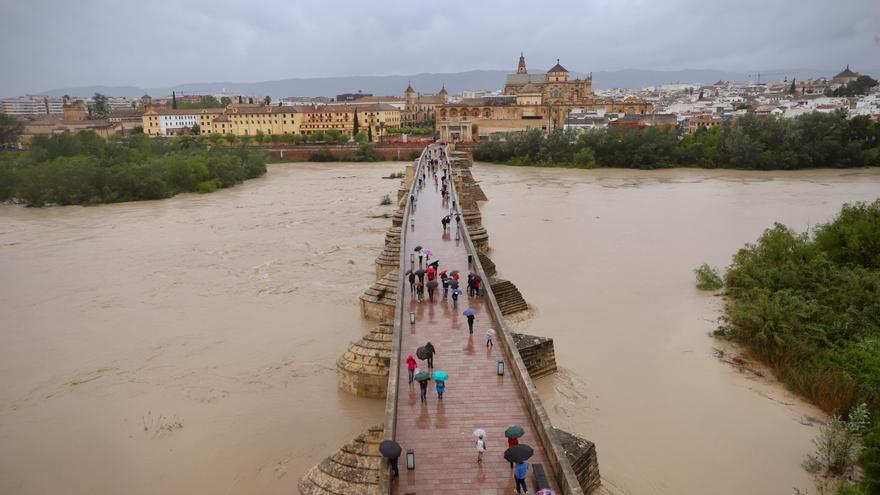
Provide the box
[31,67,874,99]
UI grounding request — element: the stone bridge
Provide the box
[300,146,599,495]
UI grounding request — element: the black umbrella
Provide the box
[414,246,423,252]
[451,281,459,289]
[504,444,534,463]
[428,260,440,268]
[426,280,438,290]
[415,268,426,276]
[416,346,430,360]
[379,440,402,459]
[414,371,430,381]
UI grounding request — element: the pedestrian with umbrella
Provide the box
[417,342,436,369]
[408,270,416,294]
[473,275,482,296]
[505,426,524,468]
[451,288,462,308]
[504,444,534,494]
[415,268,426,284]
[463,308,476,334]
[406,354,417,384]
[486,328,495,349]
[432,370,447,400]
[474,429,487,464]
[415,279,424,302]
[441,272,450,300]
[426,280,438,303]
[426,265,436,282]
[379,440,402,478]
[414,370,430,403]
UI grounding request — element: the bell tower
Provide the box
[517,52,527,74]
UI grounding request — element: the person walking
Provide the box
[473,276,482,296]
[486,328,495,349]
[466,313,475,334]
[408,271,416,294]
[455,212,461,229]
[406,355,417,384]
[451,289,459,309]
[427,282,436,303]
[467,275,475,297]
[425,341,436,368]
[476,435,486,464]
[418,377,428,404]
[514,461,529,494]
[441,274,450,300]
[435,379,445,400]
[415,279,424,302]
[389,454,399,478]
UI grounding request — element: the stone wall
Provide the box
[512,332,558,380]
[337,323,393,398]
[298,425,383,495]
[359,270,398,321]
[554,428,601,494]
[266,144,428,162]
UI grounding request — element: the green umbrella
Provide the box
[505,425,525,439]
[414,371,430,382]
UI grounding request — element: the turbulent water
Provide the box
[474,163,880,495]
[0,163,395,495]
[1,162,878,495]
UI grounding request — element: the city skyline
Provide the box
[1,0,878,97]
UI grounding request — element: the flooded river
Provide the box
[1,162,878,495]
[475,163,880,495]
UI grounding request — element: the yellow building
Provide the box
[142,102,401,139]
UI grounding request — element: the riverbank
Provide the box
[473,113,880,170]
[712,199,880,493]
[0,132,267,206]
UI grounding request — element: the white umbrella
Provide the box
[473,428,487,438]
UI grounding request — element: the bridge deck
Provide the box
[393,151,559,494]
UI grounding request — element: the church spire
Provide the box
[517,52,527,74]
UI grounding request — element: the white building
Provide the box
[1,95,64,116]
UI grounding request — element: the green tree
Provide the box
[92,93,110,119]
[172,91,178,109]
[0,113,24,145]
[262,95,271,106]
[220,96,232,106]
[355,131,367,144]
[789,78,797,95]
[353,110,360,136]
[191,123,201,135]
[367,125,373,143]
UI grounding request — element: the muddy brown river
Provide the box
[1,162,878,494]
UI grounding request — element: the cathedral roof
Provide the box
[548,60,568,73]
[834,64,858,79]
[505,73,547,86]
[518,83,542,94]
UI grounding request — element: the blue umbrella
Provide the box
[453,289,463,295]
[463,309,476,316]
[432,370,448,381]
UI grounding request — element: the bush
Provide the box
[694,263,723,290]
[379,194,392,205]
[2,131,267,206]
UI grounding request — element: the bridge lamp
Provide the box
[406,449,415,470]
[409,312,415,325]
[497,360,505,376]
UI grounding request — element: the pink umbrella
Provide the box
[536,490,556,495]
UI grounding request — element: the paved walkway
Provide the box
[393,148,559,494]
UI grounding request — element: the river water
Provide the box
[474,163,880,495]
[1,162,878,495]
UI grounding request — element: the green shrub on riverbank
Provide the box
[711,200,880,493]
[0,131,266,206]
[474,112,880,170]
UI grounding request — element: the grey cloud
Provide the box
[0,0,877,97]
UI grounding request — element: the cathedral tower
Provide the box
[517,52,527,74]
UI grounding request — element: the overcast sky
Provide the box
[1,0,878,96]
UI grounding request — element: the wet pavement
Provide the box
[393,150,559,494]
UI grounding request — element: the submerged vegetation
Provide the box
[474,112,880,170]
[704,200,880,493]
[0,131,267,206]
[694,263,723,290]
